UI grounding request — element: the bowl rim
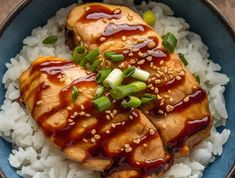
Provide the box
[0,0,234,38]
[0,0,234,178]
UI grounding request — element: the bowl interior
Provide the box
[0,0,234,177]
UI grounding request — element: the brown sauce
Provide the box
[79,5,122,22]
[167,115,211,153]
[98,23,151,44]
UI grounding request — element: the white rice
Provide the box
[0,1,231,178]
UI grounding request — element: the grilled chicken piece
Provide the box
[66,2,212,177]
[20,56,171,177]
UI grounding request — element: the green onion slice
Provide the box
[141,93,157,104]
[129,81,147,92]
[96,68,112,84]
[123,67,135,78]
[72,46,87,63]
[104,51,116,58]
[122,96,141,108]
[88,60,100,72]
[178,53,188,66]
[86,48,100,63]
[93,96,112,112]
[110,85,137,99]
[143,10,156,26]
[42,35,58,44]
[195,75,200,83]
[131,68,150,81]
[162,32,177,53]
[103,68,123,88]
[94,86,104,99]
[71,86,79,103]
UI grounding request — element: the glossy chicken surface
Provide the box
[20,2,212,178]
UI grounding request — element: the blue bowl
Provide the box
[0,0,234,178]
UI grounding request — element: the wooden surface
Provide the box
[0,0,235,29]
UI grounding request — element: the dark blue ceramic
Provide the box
[0,0,234,178]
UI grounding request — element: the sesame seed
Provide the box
[157,95,163,100]
[111,123,116,128]
[169,97,174,102]
[105,110,111,114]
[166,105,174,112]
[147,83,153,88]
[138,51,144,57]
[112,99,117,103]
[79,111,85,116]
[160,60,164,65]
[67,106,72,110]
[132,111,138,117]
[158,110,164,114]
[106,130,110,134]
[143,143,148,148]
[137,60,145,65]
[113,109,118,115]
[164,94,170,98]
[128,52,134,57]
[113,8,121,14]
[147,50,153,55]
[100,37,106,41]
[149,129,155,135]
[132,48,139,52]
[121,36,127,41]
[146,56,152,61]
[127,13,133,21]
[85,6,90,11]
[83,138,88,143]
[151,87,155,90]
[122,121,125,125]
[179,70,185,76]
[133,138,141,144]
[69,122,75,126]
[91,138,96,143]
[81,104,85,110]
[130,59,136,64]
[160,101,164,106]
[183,96,190,102]
[106,115,111,120]
[85,114,91,117]
[129,115,134,120]
[68,119,73,122]
[36,100,42,105]
[91,129,96,135]
[176,76,182,80]
[94,134,101,140]
[70,115,75,119]
[150,62,154,68]
[154,79,161,84]
[154,88,159,94]
[192,85,197,90]
[121,148,124,151]
[74,112,78,116]
[148,41,155,48]
[124,144,130,148]
[125,147,132,153]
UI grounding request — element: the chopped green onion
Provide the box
[85,48,100,63]
[103,68,123,88]
[104,51,116,58]
[80,48,100,66]
[178,53,188,66]
[162,32,177,53]
[96,68,112,84]
[109,54,125,62]
[129,81,147,92]
[123,67,135,78]
[72,46,87,63]
[88,60,100,72]
[42,35,58,44]
[93,96,112,112]
[71,86,79,103]
[131,68,150,81]
[94,86,104,99]
[110,85,137,99]
[143,10,156,26]
[195,75,200,83]
[141,93,157,104]
[122,96,141,108]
